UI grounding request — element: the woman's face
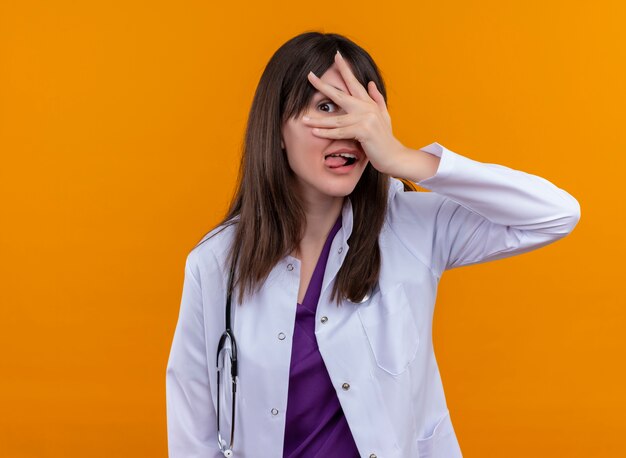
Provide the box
[281,62,369,206]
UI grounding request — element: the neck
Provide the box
[293,193,343,259]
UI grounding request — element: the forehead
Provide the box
[313,63,348,96]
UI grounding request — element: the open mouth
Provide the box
[324,152,358,168]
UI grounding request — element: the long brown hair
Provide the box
[196,31,404,306]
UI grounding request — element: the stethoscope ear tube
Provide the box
[225,248,238,333]
[225,248,239,375]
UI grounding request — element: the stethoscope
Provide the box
[216,251,239,457]
[214,249,372,457]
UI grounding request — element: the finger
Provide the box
[307,71,355,111]
[334,51,370,100]
[367,81,388,115]
[311,124,360,141]
[302,113,356,128]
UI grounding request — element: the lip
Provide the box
[324,148,364,161]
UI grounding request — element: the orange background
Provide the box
[1,1,624,457]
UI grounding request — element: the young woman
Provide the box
[166,32,580,458]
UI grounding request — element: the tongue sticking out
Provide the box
[325,156,349,168]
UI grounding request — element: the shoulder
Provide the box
[185,219,238,280]
[383,178,456,277]
[386,177,448,225]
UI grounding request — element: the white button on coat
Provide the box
[166,142,581,457]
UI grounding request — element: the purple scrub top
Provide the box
[282,213,360,458]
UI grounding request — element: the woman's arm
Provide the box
[166,251,221,458]
[387,142,581,278]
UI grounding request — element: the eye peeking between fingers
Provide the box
[318,100,339,113]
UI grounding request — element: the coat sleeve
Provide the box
[388,142,581,278]
[166,250,221,458]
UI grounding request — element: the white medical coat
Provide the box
[166,142,581,457]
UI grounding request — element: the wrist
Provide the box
[388,145,441,183]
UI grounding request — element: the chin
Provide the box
[294,167,366,201]
[319,179,360,197]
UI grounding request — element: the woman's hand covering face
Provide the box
[304,51,408,176]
